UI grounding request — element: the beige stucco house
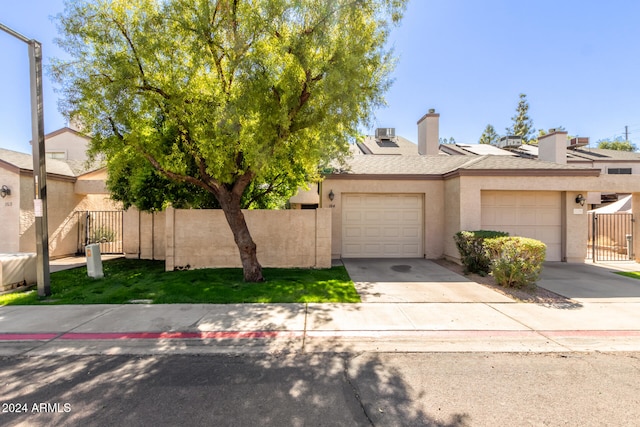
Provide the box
[320,111,640,263]
[0,128,118,258]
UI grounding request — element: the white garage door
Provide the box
[342,194,423,258]
[481,191,562,261]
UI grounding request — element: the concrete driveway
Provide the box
[539,262,640,302]
[341,258,512,303]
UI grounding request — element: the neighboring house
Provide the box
[320,111,640,263]
[0,128,118,257]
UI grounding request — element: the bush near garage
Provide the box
[454,230,510,275]
[484,236,546,289]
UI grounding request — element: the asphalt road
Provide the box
[1,352,639,426]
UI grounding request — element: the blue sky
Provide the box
[2,0,640,153]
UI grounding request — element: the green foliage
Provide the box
[0,259,361,305]
[439,136,457,144]
[51,0,408,212]
[596,137,637,152]
[484,237,546,289]
[454,230,509,275]
[505,93,535,144]
[88,226,115,244]
[478,124,499,145]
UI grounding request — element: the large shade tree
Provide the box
[52,0,406,281]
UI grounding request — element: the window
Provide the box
[607,168,632,174]
[46,152,66,160]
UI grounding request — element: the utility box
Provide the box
[86,244,104,279]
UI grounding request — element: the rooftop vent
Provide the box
[375,128,395,140]
[496,135,522,149]
[568,137,589,149]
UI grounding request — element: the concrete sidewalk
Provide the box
[1,259,640,355]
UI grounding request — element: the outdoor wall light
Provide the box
[575,194,586,206]
[0,185,10,198]
[328,190,335,201]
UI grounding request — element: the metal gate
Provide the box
[76,211,124,255]
[588,213,634,262]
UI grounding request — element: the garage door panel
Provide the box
[342,194,423,258]
[482,191,561,261]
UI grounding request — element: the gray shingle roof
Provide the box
[332,154,598,176]
[0,148,77,177]
[356,136,419,155]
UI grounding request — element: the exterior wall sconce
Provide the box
[328,190,335,201]
[0,185,10,198]
[575,194,585,206]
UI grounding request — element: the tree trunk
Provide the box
[221,203,264,282]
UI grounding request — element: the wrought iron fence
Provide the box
[588,212,634,262]
[76,211,124,255]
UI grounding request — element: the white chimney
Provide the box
[538,129,568,164]
[417,109,440,155]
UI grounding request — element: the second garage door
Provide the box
[481,191,562,261]
[342,194,423,258]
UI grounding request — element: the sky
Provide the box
[2,0,640,154]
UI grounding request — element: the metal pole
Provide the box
[29,40,50,296]
[0,23,50,296]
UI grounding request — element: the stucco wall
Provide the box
[45,131,90,162]
[19,174,120,258]
[123,209,166,260]
[0,167,21,253]
[124,207,331,270]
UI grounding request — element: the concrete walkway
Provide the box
[1,258,640,355]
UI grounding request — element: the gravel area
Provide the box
[433,259,581,307]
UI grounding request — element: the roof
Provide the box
[330,154,599,177]
[0,147,101,177]
[446,143,517,156]
[0,148,76,177]
[356,136,419,155]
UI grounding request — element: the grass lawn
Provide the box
[616,271,640,280]
[0,258,360,305]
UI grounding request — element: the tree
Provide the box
[478,124,498,145]
[529,126,567,145]
[505,93,535,144]
[439,137,457,144]
[596,137,638,152]
[52,0,406,282]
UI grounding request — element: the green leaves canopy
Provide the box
[51,0,406,210]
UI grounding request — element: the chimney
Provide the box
[538,129,568,164]
[417,109,440,155]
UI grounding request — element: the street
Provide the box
[1,352,639,426]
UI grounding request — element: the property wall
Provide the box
[0,167,21,253]
[123,209,166,260]
[166,208,331,270]
[321,178,445,259]
[443,178,461,262]
[592,161,640,175]
[123,207,331,270]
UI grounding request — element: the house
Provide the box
[320,111,640,263]
[0,128,118,258]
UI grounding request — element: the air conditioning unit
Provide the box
[497,135,522,149]
[375,128,396,139]
[568,137,589,149]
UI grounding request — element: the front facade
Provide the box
[322,113,640,263]
[0,129,118,258]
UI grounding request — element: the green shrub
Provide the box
[454,230,510,275]
[484,237,546,289]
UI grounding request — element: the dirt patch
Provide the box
[433,259,581,307]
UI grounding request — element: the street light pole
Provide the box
[0,23,50,296]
